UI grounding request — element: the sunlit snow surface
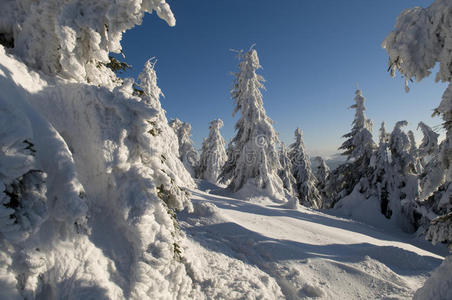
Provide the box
[180,180,446,300]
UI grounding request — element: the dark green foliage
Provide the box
[147,120,162,136]
[23,139,36,154]
[132,84,145,97]
[105,56,131,74]
[3,170,45,223]
[380,183,391,219]
[173,242,182,261]
[0,33,14,48]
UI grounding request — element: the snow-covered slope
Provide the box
[179,181,446,300]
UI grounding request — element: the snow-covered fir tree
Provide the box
[313,156,330,189]
[387,121,420,231]
[312,156,330,206]
[0,1,201,298]
[136,60,194,209]
[278,143,296,197]
[289,128,321,208]
[197,119,227,183]
[408,130,423,175]
[170,118,199,177]
[417,122,443,200]
[325,89,375,205]
[339,89,375,171]
[219,48,284,199]
[385,3,452,291]
[384,0,452,236]
[0,0,176,88]
[417,122,440,166]
[369,122,391,218]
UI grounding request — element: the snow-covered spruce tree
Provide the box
[387,121,421,231]
[0,1,202,298]
[408,130,423,175]
[384,2,452,288]
[313,156,330,202]
[417,122,443,200]
[339,89,375,174]
[289,128,321,208]
[418,122,440,166]
[0,0,175,88]
[383,0,452,237]
[278,143,296,197]
[136,59,194,210]
[197,119,227,183]
[325,89,375,206]
[219,48,284,199]
[313,156,330,187]
[369,122,391,218]
[170,118,199,177]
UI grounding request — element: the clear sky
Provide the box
[117,0,446,157]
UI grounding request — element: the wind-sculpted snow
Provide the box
[0,0,175,87]
[0,45,198,298]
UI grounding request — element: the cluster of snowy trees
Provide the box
[168,39,451,296]
[0,1,203,298]
[170,47,327,209]
[1,0,451,297]
[326,88,443,235]
[383,1,452,297]
[381,0,452,252]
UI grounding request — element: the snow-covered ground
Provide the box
[179,180,447,300]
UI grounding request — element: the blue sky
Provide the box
[117,0,446,157]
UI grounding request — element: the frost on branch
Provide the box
[0,0,175,87]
